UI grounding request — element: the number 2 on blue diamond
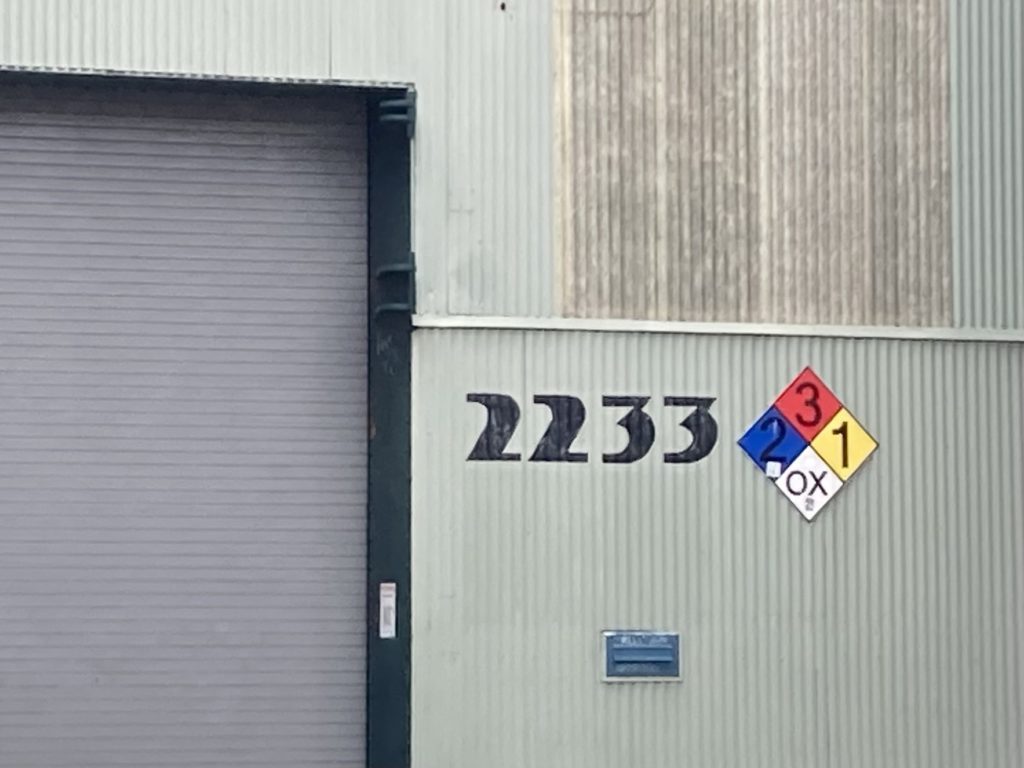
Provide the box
[737,406,809,474]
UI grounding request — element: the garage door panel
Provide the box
[0,80,368,767]
[0,107,365,131]
[0,174,364,198]
[0,186,366,209]
[0,281,366,303]
[0,204,356,229]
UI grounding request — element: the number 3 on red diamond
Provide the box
[774,368,841,441]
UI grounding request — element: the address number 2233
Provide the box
[466,394,718,465]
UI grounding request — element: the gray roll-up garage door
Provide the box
[0,78,367,767]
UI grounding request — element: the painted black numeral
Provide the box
[529,395,588,463]
[760,416,787,465]
[795,381,822,427]
[602,396,656,464]
[466,393,521,461]
[468,392,721,466]
[663,397,718,463]
[832,421,849,467]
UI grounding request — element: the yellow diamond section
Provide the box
[811,407,878,481]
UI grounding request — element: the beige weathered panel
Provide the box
[556,0,951,325]
[412,328,1024,768]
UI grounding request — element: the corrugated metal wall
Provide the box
[951,0,1024,330]
[2,5,1022,765]
[0,0,554,319]
[427,1,552,318]
[555,0,951,325]
[3,2,1022,327]
[412,328,1024,768]
[0,0,392,83]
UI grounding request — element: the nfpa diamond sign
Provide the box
[738,367,877,521]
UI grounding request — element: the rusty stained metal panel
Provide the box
[951,0,1024,329]
[411,327,1024,768]
[555,0,952,326]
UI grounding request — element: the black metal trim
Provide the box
[366,88,413,768]
[373,253,416,319]
[377,91,416,138]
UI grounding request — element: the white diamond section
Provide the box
[774,446,844,521]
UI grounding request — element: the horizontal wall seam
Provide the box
[413,314,1024,344]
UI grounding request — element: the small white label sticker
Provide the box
[379,582,397,639]
[765,460,783,479]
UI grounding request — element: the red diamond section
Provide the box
[774,367,843,441]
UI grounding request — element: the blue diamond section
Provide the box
[737,406,809,474]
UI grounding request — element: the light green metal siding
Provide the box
[0,0,396,83]
[412,328,1024,767]
[951,0,1024,330]
[0,0,554,319]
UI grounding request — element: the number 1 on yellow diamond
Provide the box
[810,408,877,481]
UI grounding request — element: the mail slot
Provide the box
[603,630,681,682]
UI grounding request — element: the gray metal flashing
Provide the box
[413,314,1024,344]
[0,62,413,89]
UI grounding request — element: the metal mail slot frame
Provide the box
[602,630,682,683]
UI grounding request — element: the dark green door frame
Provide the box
[366,88,414,768]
